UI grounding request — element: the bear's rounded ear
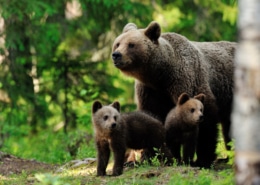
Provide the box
[92,101,103,114]
[178,93,190,105]
[123,23,137,33]
[194,93,206,104]
[144,21,161,44]
[111,101,120,112]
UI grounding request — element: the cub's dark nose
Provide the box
[199,115,204,122]
[112,51,122,60]
[111,123,117,129]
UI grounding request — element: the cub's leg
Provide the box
[169,142,181,165]
[96,140,110,176]
[111,140,126,176]
[183,134,197,165]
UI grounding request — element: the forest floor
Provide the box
[0,151,234,185]
[0,152,57,176]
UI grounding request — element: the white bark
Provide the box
[232,0,260,184]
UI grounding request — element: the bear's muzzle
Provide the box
[111,122,117,129]
[112,52,124,68]
[112,51,122,60]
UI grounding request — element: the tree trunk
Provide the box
[232,0,260,184]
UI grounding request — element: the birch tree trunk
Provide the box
[232,0,260,184]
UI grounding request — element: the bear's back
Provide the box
[161,32,236,103]
[121,111,164,149]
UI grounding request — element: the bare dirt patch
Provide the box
[0,152,57,176]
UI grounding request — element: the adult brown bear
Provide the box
[111,21,236,168]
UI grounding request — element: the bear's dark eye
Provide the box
[128,43,135,48]
[114,116,117,121]
[103,115,109,121]
[116,43,120,48]
[191,108,195,113]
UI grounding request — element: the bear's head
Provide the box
[176,93,205,125]
[111,21,161,76]
[92,101,121,136]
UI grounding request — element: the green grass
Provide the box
[0,125,235,185]
[1,126,96,164]
[0,163,234,185]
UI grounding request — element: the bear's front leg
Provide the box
[169,142,182,165]
[182,134,197,165]
[110,139,126,176]
[165,129,181,165]
[196,100,218,168]
[96,140,110,176]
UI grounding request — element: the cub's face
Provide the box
[175,93,205,126]
[180,99,204,125]
[92,101,121,137]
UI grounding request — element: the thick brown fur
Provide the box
[92,101,172,176]
[112,21,236,168]
[165,93,205,165]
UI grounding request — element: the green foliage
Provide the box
[0,0,237,176]
[0,0,143,135]
[227,140,235,165]
[1,127,96,164]
[150,149,163,167]
[0,2,237,184]
[2,130,68,163]
[154,0,237,41]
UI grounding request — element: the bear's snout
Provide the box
[199,115,204,122]
[112,51,122,61]
[112,52,124,68]
[111,123,117,129]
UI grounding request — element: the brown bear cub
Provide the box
[165,93,205,165]
[92,100,172,176]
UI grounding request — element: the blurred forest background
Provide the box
[0,0,237,164]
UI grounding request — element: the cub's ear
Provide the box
[123,23,137,33]
[194,93,206,104]
[92,101,102,114]
[111,101,120,112]
[178,93,190,105]
[144,21,161,44]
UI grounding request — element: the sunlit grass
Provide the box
[2,127,96,164]
[1,123,235,185]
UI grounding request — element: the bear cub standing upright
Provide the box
[92,100,171,176]
[165,93,205,165]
